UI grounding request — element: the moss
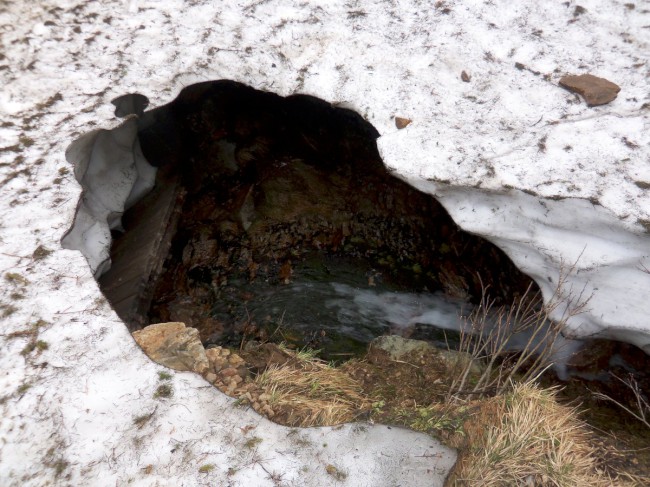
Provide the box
[325,464,347,481]
[133,409,156,429]
[19,135,35,147]
[5,272,28,285]
[153,384,173,399]
[158,371,172,381]
[1,304,18,317]
[32,245,52,261]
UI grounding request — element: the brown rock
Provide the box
[220,367,239,378]
[242,343,294,373]
[206,347,226,372]
[559,74,621,106]
[394,117,412,129]
[132,322,209,373]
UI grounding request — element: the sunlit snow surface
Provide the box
[1,0,649,485]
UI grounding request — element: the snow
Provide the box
[0,0,649,485]
[61,117,157,276]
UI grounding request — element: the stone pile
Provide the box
[133,322,277,419]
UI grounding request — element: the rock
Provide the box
[369,335,483,375]
[369,335,432,360]
[436,349,483,376]
[220,367,239,377]
[205,347,227,372]
[241,342,294,372]
[132,322,209,373]
[394,117,412,129]
[559,74,621,106]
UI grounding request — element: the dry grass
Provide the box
[448,268,590,402]
[255,351,370,427]
[452,382,617,486]
[592,374,650,430]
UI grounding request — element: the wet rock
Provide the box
[369,335,432,360]
[368,335,482,375]
[205,346,249,383]
[241,342,295,372]
[132,322,209,373]
[559,74,621,106]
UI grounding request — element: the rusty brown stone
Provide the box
[394,117,412,129]
[220,367,239,378]
[205,347,224,372]
[132,322,209,373]
[559,74,620,106]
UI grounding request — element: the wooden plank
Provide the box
[99,166,185,331]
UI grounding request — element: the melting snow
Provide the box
[1,0,649,485]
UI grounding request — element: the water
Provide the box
[208,252,582,375]
[209,253,466,354]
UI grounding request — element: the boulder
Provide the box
[132,322,209,374]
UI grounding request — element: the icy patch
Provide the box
[328,283,470,333]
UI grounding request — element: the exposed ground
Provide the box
[193,336,650,486]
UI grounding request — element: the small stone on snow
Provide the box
[559,74,621,106]
[394,117,412,129]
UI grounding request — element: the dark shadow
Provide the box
[101,80,536,354]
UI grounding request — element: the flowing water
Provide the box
[207,251,584,377]
[208,253,466,354]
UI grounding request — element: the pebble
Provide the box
[559,73,620,106]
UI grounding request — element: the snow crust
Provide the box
[61,117,157,276]
[0,0,648,484]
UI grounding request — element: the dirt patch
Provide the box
[201,338,650,485]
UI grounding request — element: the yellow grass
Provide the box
[452,382,622,486]
[255,353,370,427]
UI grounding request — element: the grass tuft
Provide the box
[153,384,173,399]
[157,371,172,381]
[255,351,369,427]
[452,382,613,486]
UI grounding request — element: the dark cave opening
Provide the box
[99,80,537,357]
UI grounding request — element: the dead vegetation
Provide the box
[450,382,616,486]
[592,374,650,430]
[225,340,647,486]
[254,348,369,427]
[137,267,648,485]
[447,283,578,401]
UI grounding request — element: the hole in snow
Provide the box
[63,80,537,358]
